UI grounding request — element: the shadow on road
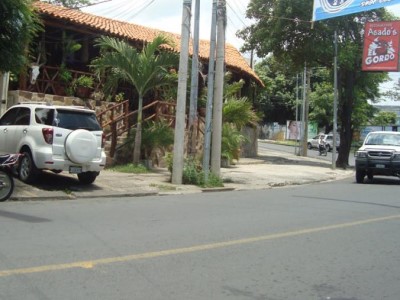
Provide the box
[30,171,102,192]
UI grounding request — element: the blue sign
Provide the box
[313,0,400,21]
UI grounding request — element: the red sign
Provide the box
[362,21,400,72]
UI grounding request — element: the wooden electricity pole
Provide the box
[202,0,217,180]
[172,0,192,184]
[187,0,200,156]
[210,0,226,176]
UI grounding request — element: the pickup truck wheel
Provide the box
[367,172,373,181]
[19,151,38,183]
[77,171,99,184]
[355,169,365,184]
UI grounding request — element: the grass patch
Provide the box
[63,189,73,195]
[109,163,149,174]
[149,183,177,191]
[261,140,299,147]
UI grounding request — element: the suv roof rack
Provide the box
[18,101,52,105]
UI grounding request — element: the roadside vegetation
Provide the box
[1,0,41,74]
[109,164,149,174]
[239,0,395,168]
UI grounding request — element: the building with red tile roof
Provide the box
[32,1,263,87]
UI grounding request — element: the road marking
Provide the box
[1,214,399,277]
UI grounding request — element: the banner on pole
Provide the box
[312,0,400,21]
[362,21,400,71]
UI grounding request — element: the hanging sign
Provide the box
[362,21,400,71]
[312,0,400,21]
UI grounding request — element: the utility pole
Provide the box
[187,0,200,156]
[210,0,226,176]
[202,0,217,180]
[332,31,338,170]
[295,73,299,156]
[0,72,10,115]
[172,0,192,184]
[301,64,309,157]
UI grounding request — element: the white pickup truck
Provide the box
[355,131,400,183]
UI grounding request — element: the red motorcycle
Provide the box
[0,154,21,202]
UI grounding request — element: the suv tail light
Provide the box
[102,132,106,148]
[42,128,54,144]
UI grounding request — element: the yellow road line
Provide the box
[1,214,399,277]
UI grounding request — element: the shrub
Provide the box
[221,123,247,163]
[166,153,224,188]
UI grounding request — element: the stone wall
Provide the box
[7,90,117,115]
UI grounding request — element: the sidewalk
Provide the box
[10,147,354,201]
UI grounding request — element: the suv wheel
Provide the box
[77,171,99,184]
[355,169,365,184]
[19,151,38,183]
[307,143,312,149]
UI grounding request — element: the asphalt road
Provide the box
[1,177,400,300]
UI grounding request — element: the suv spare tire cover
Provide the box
[65,129,98,164]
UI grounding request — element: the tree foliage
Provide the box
[371,111,397,126]
[253,56,298,123]
[0,0,41,74]
[239,0,390,168]
[382,79,400,101]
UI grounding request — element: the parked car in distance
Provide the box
[355,131,400,183]
[307,133,340,152]
[0,102,106,184]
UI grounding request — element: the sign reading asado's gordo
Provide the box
[362,21,400,72]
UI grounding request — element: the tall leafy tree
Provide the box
[0,0,41,74]
[239,0,389,168]
[371,111,397,126]
[91,35,179,164]
[254,56,298,124]
[383,79,400,101]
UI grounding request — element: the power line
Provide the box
[129,0,156,19]
[230,0,247,12]
[226,1,248,27]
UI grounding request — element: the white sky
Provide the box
[82,0,400,104]
[82,0,251,51]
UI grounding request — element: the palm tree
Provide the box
[92,35,179,164]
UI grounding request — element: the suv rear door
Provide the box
[0,107,30,154]
[51,108,103,160]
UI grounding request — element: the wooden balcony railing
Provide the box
[27,65,96,96]
[97,100,178,157]
[97,99,206,158]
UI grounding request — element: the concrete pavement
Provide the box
[9,146,354,201]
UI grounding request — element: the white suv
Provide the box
[307,133,340,152]
[0,103,106,184]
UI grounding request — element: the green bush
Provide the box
[182,156,203,185]
[221,123,247,163]
[127,120,174,160]
[166,153,224,188]
[72,75,94,89]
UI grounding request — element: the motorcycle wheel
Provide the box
[0,170,14,202]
